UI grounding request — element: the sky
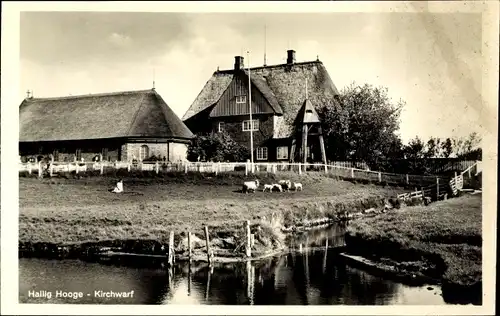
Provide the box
[19,10,485,143]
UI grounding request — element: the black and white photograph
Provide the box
[1,1,498,315]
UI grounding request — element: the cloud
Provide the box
[108,32,132,47]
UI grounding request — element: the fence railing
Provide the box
[19,160,449,188]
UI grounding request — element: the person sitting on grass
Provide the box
[110,179,124,193]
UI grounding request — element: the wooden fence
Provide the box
[20,159,446,188]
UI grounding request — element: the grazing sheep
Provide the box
[242,180,260,194]
[278,180,292,192]
[272,184,283,192]
[262,184,274,192]
[292,182,303,191]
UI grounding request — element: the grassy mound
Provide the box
[345,194,482,303]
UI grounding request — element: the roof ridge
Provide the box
[25,89,154,102]
[217,60,322,74]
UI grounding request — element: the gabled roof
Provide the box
[183,60,340,138]
[19,89,193,142]
[295,99,321,124]
[243,70,283,115]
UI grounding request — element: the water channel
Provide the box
[19,225,449,305]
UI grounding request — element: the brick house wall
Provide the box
[122,142,188,162]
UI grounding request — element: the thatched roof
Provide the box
[19,89,193,142]
[182,59,340,138]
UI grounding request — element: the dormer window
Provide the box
[236,95,247,104]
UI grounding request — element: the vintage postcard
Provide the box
[1,1,498,315]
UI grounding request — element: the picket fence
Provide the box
[20,159,445,188]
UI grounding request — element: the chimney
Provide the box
[287,50,296,64]
[234,56,244,70]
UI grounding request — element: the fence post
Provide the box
[127,162,131,172]
[100,162,104,175]
[406,174,409,185]
[155,161,159,174]
[217,162,221,175]
[245,220,251,258]
[273,164,276,174]
[245,162,248,176]
[350,168,354,179]
[378,172,382,183]
[28,163,32,175]
[436,177,440,199]
[324,163,328,174]
[298,162,302,175]
[49,163,53,177]
[185,162,188,174]
[168,231,175,266]
[188,232,192,262]
[204,226,211,265]
[76,161,79,174]
[38,161,42,178]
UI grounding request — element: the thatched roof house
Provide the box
[183,50,340,162]
[19,89,193,163]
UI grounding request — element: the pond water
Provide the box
[19,226,448,305]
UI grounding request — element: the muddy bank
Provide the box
[19,193,400,262]
[344,231,482,305]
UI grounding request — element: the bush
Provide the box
[187,131,250,162]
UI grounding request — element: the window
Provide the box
[102,148,109,161]
[257,147,268,160]
[277,146,289,160]
[218,122,225,132]
[242,119,259,131]
[139,145,149,161]
[236,95,247,104]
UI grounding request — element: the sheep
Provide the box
[292,182,303,191]
[242,180,260,194]
[278,180,292,192]
[272,184,283,192]
[262,184,274,192]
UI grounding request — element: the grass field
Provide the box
[346,193,482,290]
[19,173,405,245]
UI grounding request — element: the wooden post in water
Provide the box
[205,264,212,300]
[204,226,211,265]
[188,232,192,262]
[245,220,251,258]
[323,238,328,274]
[188,261,192,296]
[436,177,440,199]
[168,231,175,266]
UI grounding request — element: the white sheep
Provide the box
[262,184,273,192]
[292,182,303,191]
[278,180,292,192]
[272,184,283,192]
[242,180,260,194]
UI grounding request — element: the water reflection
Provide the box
[19,225,448,305]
